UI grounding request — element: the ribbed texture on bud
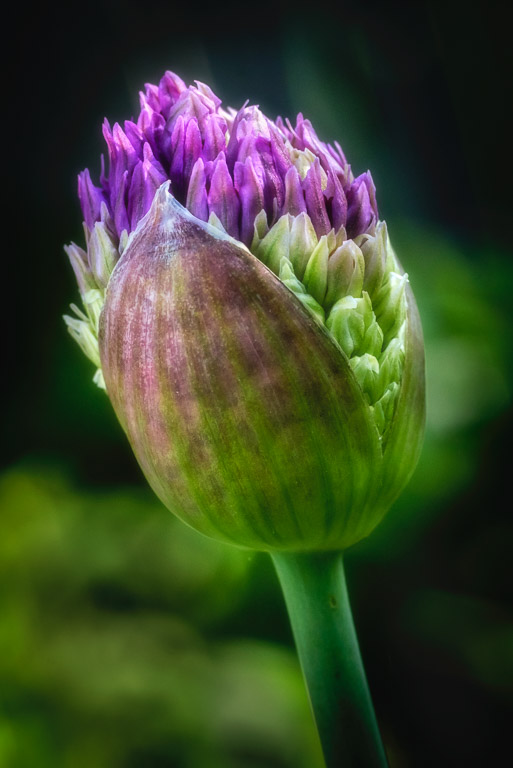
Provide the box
[100,186,392,550]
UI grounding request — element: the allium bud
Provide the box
[65,71,425,551]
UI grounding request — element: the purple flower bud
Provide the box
[74,75,379,248]
[186,157,209,221]
[153,71,187,117]
[283,167,307,217]
[346,172,378,239]
[127,143,167,231]
[65,71,425,551]
[208,153,240,236]
[234,156,266,244]
[78,169,106,231]
[301,159,332,237]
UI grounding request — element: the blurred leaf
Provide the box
[0,464,322,768]
[404,590,513,693]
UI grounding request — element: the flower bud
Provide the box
[356,221,388,297]
[100,186,386,549]
[325,240,365,308]
[64,71,425,551]
[88,217,118,289]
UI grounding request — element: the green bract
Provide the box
[252,213,410,443]
[97,184,425,551]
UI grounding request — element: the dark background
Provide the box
[3,1,513,766]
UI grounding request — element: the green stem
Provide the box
[270,551,388,768]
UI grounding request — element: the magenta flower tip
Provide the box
[78,71,378,249]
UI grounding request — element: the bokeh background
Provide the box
[4,1,513,766]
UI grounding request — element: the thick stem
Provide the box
[271,551,388,768]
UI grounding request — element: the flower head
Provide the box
[65,71,425,551]
[78,72,377,241]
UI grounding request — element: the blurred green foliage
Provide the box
[6,2,513,764]
[0,468,323,768]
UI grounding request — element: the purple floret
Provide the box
[78,71,378,246]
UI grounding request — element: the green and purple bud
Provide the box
[65,72,425,551]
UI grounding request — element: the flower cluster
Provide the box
[78,71,377,245]
[66,71,406,441]
[64,70,425,551]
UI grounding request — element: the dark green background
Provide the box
[4,1,512,765]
